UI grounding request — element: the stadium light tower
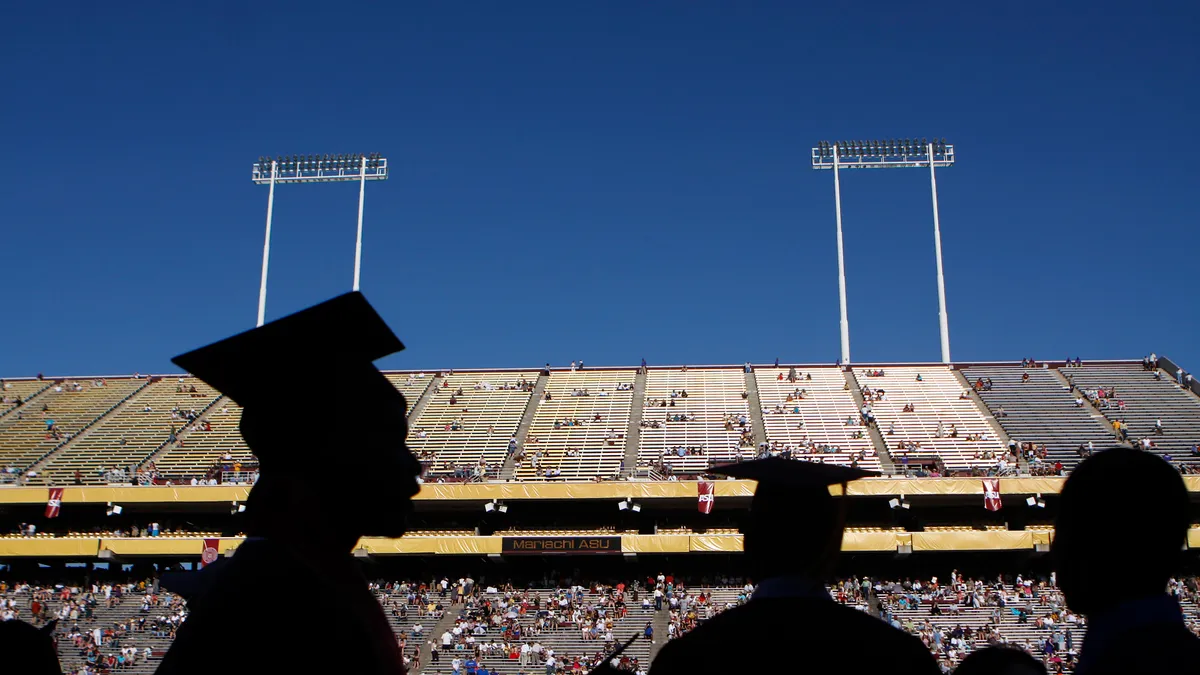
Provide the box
[250,153,389,326]
[811,139,956,364]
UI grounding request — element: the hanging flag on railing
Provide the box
[982,478,1002,511]
[201,538,220,567]
[45,487,64,518]
[698,481,715,514]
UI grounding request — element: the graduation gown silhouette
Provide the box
[650,592,939,675]
[157,538,405,675]
[1074,595,1200,675]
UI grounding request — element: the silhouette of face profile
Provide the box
[1053,447,1188,615]
[350,392,422,537]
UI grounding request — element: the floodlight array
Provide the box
[251,153,388,183]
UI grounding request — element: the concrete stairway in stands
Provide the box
[621,368,648,477]
[649,602,672,660]
[742,369,767,454]
[499,373,548,480]
[136,395,228,473]
[1050,368,1127,443]
[0,381,54,423]
[843,368,895,474]
[407,376,440,422]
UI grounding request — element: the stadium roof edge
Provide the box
[0,358,1153,382]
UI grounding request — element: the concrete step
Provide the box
[743,369,767,453]
[621,368,649,477]
[406,375,440,422]
[843,368,896,474]
[136,395,229,472]
[0,381,56,425]
[500,371,549,480]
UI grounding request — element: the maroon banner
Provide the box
[698,481,715,515]
[45,488,64,519]
[982,478,1002,512]
[200,538,220,567]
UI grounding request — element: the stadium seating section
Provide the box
[409,371,538,478]
[0,361,1197,484]
[638,368,754,474]
[755,366,881,471]
[518,370,637,481]
[1062,362,1200,465]
[36,378,221,485]
[12,572,1181,674]
[0,378,147,477]
[856,366,1008,471]
[962,365,1116,471]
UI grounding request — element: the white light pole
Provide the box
[353,154,368,292]
[251,153,388,323]
[812,139,956,363]
[928,142,951,363]
[256,160,277,327]
[832,147,851,366]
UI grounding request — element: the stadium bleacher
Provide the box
[0,378,147,479]
[1062,362,1200,466]
[408,371,538,479]
[755,366,881,471]
[637,367,754,475]
[962,364,1117,472]
[517,369,637,481]
[143,399,248,481]
[35,377,220,486]
[0,360,1195,484]
[11,570,1163,674]
[856,366,1008,472]
[1,379,52,416]
[384,372,437,415]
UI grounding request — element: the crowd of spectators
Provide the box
[0,577,182,674]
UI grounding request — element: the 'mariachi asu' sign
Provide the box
[502,536,621,554]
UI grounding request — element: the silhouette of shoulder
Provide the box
[651,597,938,675]
[158,540,397,675]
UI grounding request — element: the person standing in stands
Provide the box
[650,458,939,675]
[157,293,422,675]
[1053,447,1200,675]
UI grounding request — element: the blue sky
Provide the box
[2,1,1197,377]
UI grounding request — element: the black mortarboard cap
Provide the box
[709,457,875,489]
[172,292,403,407]
[710,458,876,532]
[170,293,408,472]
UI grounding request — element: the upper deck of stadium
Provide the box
[2,357,1197,488]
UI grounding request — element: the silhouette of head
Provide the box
[710,458,873,580]
[0,619,62,675]
[954,646,1045,675]
[173,292,422,541]
[1053,447,1189,615]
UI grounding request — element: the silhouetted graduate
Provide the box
[157,293,421,675]
[649,458,939,675]
[1053,447,1200,675]
[0,619,62,675]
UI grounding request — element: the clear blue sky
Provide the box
[2,1,1197,377]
